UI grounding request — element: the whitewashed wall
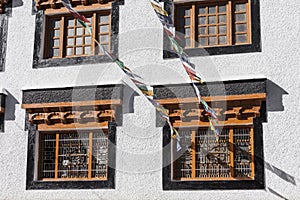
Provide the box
[0,0,299,199]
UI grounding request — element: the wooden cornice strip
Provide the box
[172,118,254,128]
[21,99,122,109]
[156,93,266,105]
[37,121,109,131]
[44,3,112,15]
[28,110,115,123]
[35,0,116,11]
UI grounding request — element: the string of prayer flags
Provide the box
[60,0,182,150]
[61,0,90,23]
[150,0,220,139]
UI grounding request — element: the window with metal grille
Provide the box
[173,127,254,181]
[174,0,251,48]
[39,130,108,181]
[44,11,111,59]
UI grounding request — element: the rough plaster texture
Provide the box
[0,0,299,199]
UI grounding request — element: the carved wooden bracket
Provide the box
[0,0,9,14]
[35,0,118,10]
[156,93,266,127]
[22,99,121,130]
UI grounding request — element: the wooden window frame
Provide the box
[163,0,261,57]
[172,126,255,181]
[162,119,265,190]
[38,130,109,181]
[154,81,267,189]
[43,8,111,59]
[26,122,116,190]
[174,0,251,48]
[32,1,123,68]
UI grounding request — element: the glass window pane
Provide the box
[218,15,227,23]
[67,19,74,26]
[235,24,247,32]
[219,5,226,13]
[199,37,206,46]
[76,37,83,45]
[185,38,191,47]
[100,25,109,33]
[208,6,216,14]
[76,20,83,26]
[235,3,246,11]
[85,37,91,45]
[219,25,227,34]
[84,46,91,54]
[199,17,206,24]
[236,34,247,43]
[208,26,216,34]
[54,29,60,37]
[76,28,83,35]
[99,45,108,53]
[53,48,59,57]
[86,17,92,22]
[199,27,206,35]
[68,28,74,36]
[100,15,109,23]
[185,18,190,26]
[54,20,60,28]
[208,16,216,24]
[219,36,227,44]
[199,7,206,14]
[185,28,190,36]
[67,38,74,46]
[209,36,217,45]
[53,39,59,47]
[100,35,109,43]
[235,13,246,22]
[76,47,83,55]
[67,47,73,56]
[184,8,190,16]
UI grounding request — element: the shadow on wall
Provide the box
[265,80,293,200]
[267,187,289,200]
[122,84,139,114]
[12,0,23,8]
[4,90,19,121]
[266,80,288,112]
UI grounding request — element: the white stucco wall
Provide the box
[0,0,299,199]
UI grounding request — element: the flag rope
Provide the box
[149,0,220,140]
[60,0,182,151]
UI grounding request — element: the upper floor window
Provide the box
[44,10,111,59]
[164,0,261,57]
[33,0,123,68]
[175,0,251,48]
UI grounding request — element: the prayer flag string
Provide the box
[149,0,220,140]
[60,0,182,150]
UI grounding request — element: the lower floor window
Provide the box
[173,127,254,181]
[40,130,108,181]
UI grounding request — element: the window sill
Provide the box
[163,43,261,59]
[26,179,115,190]
[33,55,113,68]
